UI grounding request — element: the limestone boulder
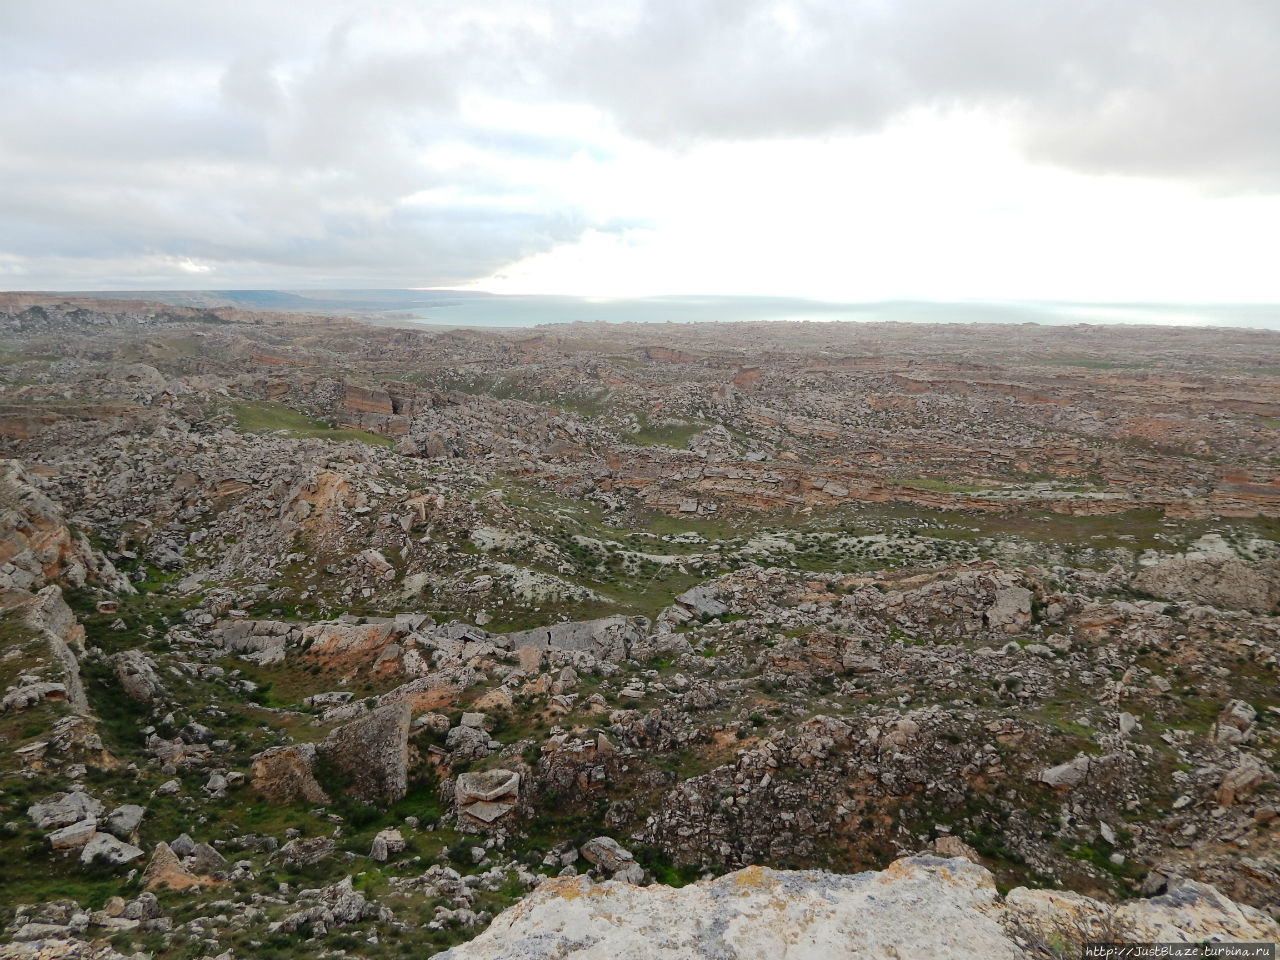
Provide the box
[455,769,521,828]
[673,585,728,620]
[370,827,405,862]
[110,649,164,704]
[1215,699,1257,743]
[250,743,330,806]
[1,681,67,712]
[1039,755,1092,790]
[29,791,103,830]
[985,586,1033,633]
[190,842,228,877]
[1132,555,1280,613]
[80,833,144,866]
[580,837,643,882]
[446,723,492,762]
[142,842,204,891]
[1217,758,1267,807]
[103,804,145,840]
[502,615,649,662]
[438,858,1023,959]
[319,701,411,807]
[49,818,97,850]
[276,836,335,870]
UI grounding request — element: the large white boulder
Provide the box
[438,856,1278,960]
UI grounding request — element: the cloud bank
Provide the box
[1,1,1277,290]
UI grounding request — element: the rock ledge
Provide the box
[439,855,1279,960]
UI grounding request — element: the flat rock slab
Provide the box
[438,856,1279,960]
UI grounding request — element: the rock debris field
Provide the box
[1,293,1279,957]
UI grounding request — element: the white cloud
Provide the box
[173,257,214,275]
[1,1,1279,298]
[477,112,1280,301]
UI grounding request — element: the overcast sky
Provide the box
[3,1,1279,301]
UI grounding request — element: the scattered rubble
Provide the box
[2,296,1280,958]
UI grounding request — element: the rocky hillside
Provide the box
[1,296,1278,958]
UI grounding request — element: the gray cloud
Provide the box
[1,0,1277,288]
[0,3,621,287]
[542,0,1280,191]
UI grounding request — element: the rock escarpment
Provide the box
[0,459,132,597]
[440,856,1279,960]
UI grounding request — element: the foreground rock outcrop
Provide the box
[440,856,1279,960]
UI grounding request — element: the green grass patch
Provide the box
[627,417,709,450]
[231,401,393,447]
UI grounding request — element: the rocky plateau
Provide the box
[1,292,1279,958]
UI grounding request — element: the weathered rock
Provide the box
[1133,555,1280,613]
[1,681,67,712]
[1217,758,1267,807]
[580,836,633,872]
[455,769,521,827]
[445,723,491,762]
[841,646,882,673]
[439,856,1279,960]
[109,649,163,704]
[0,458,133,597]
[80,833,143,866]
[1039,755,1092,789]
[580,836,641,882]
[122,892,162,921]
[203,772,228,798]
[48,818,97,850]
[142,842,204,890]
[0,937,134,959]
[766,632,846,677]
[275,875,392,932]
[190,842,228,876]
[985,586,1033,633]
[319,701,410,807]
[629,631,693,663]
[29,792,103,830]
[1006,873,1280,945]
[250,742,330,805]
[673,585,728,619]
[880,716,920,748]
[23,587,91,714]
[932,836,983,863]
[275,836,336,870]
[370,828,405,862]
[102,804,145,840]
[1215,699,1257,743]
[502,616,648,662]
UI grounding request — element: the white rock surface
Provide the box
[440,857,1018,959]
[438,856,1279,960]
